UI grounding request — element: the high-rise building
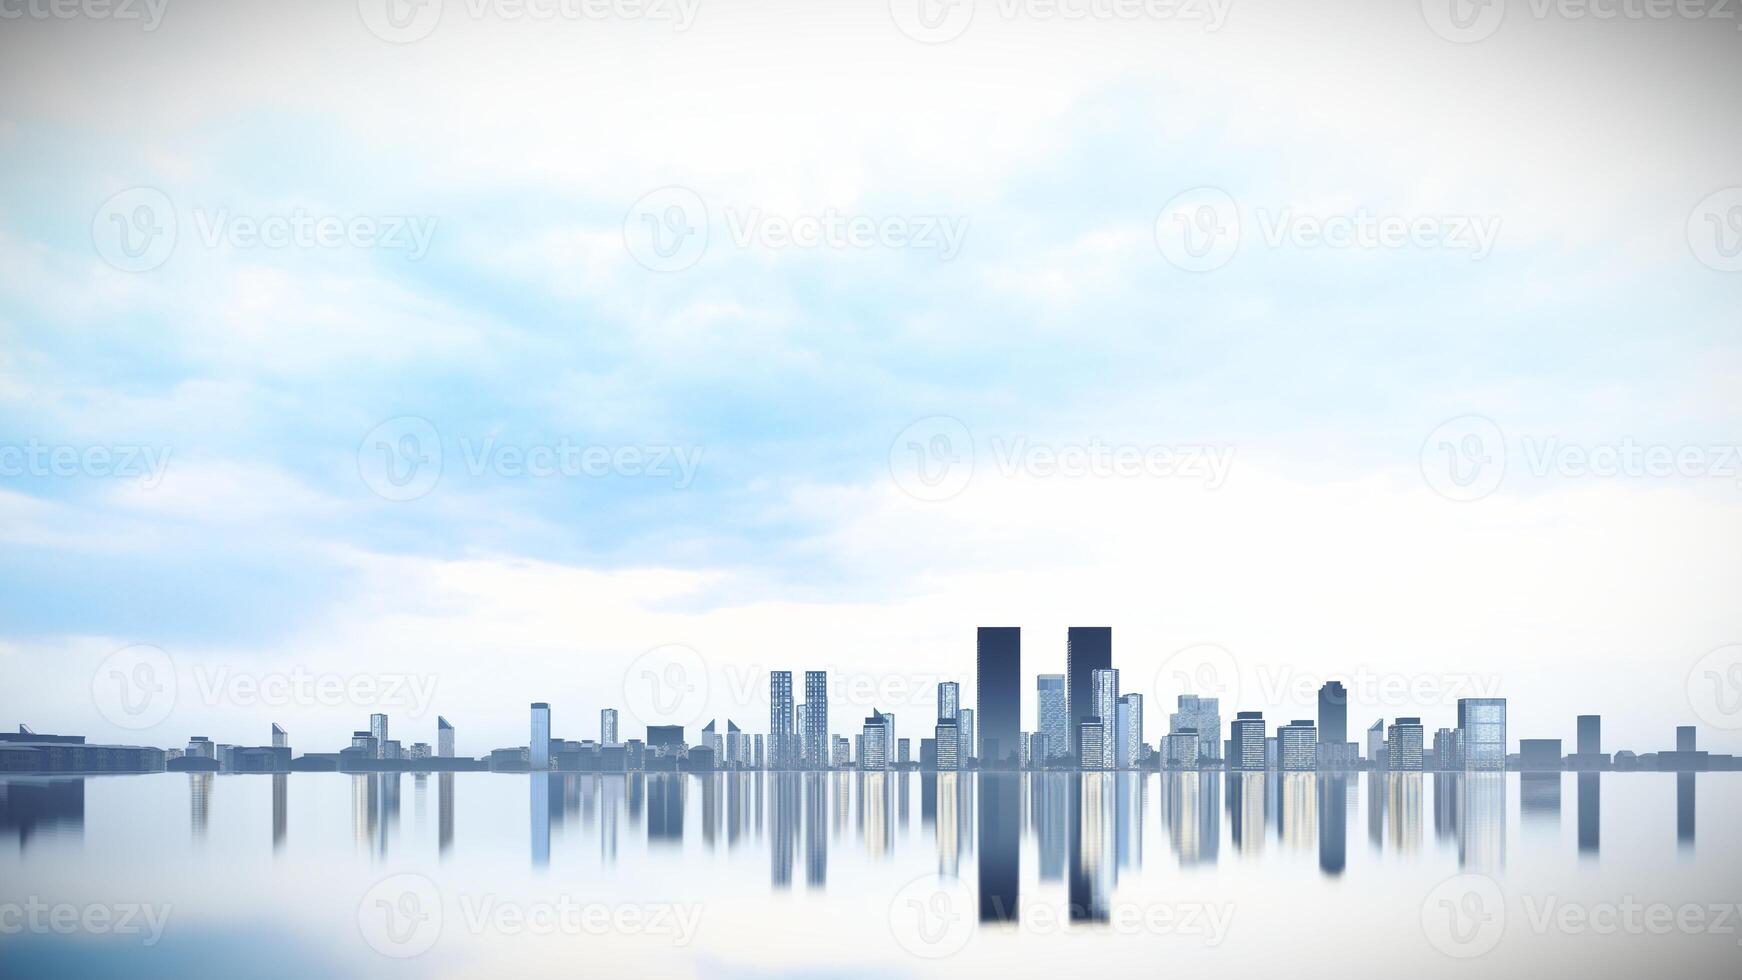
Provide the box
[959,708,976,763]
[271,723,287,749]
[861,711,890,770]
[936,719,960,771]
[1366,719,1386,770]
[370,713,389,759]
[1387,717,1425,771]
[702,719,723,763]
[1230,711,1265,771]
[1457,698,1507,771]
[897,737,912,765]
[1037,675,1067,763]
[1166,730,1199,768]
[1078,719,1106,770]
[938,681,960,721]
[1280,719,1316,771]
[1677,726,1696,752]
[1116,693,1143,770]
[976,626,1021,769]
[804,671,828,769]
[601,708,619,745]
[530,703,550,771]
[1432,727,1461,770]
[830,736,850,768]
[1318,681,1347,747]
[771,671,794,768]
[1578,715,1600,755]
[1090,669,1119,770]
[1066,627,1112,763]
[1170,695,1221,764]
[437,716,454,758]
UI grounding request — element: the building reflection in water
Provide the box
[1433,772,1460,846]
[648,773,685,847]
[1160,771,1219,867]
[272,774,288,852]
[1280,773,1316,852]
[1577,772,1599,857]
[804,772,827,887]
[1035,773,1069,879]
[770,773,800,887]
[1318,774,1347,876]
[1459,772,1506,870]
[1365,771,1385,852]
[934,773,960,877]
[862,773,892,858]
[438,773,454,856]
[1676,773,1695,851]
[190,773,212,842]
[1520,773,1561,827]
[977,774,1019,923]
[1228,773,1265,854]
[0,777,85,848]
[531,773,551,867]
[1386,774,1421,854]
[1069,773,1112,923]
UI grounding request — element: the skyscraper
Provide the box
[1078,719,1106,770]
[1318,680,1347,746]
[601,708,619,745]
[1116,693,1142,770]
[1231,711,1265,771]
[959,708,975,763]
[1457,698,1507,771]
[976,626,1021,770]
[1280,719,1315,771]
[796,704,809,766]
[804,671,828,768]
[271,723,287,749]
[861,711,890,770]
[1037,674,1067,764]
[370,713,389,760]
[1170,695,1221,764]
[1066,627,1112,763]
[938,681,960,721]
[936,719,960,771]
[437,716,454,758]
[1090,669,1119,770]
[1388,717,1425,771]
[1366,719,1386,770]
[771,671,794,768]
[529,703,550,771]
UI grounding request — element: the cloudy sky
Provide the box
[1,0,1739,756]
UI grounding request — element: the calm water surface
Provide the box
[1,772,1737,978]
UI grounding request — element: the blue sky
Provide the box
[1,0,1740,754]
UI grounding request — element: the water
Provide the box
[1,772,1737,978]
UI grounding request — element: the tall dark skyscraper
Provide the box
[771,671,794,768]
[1318,681,1347,747]
[976,627,1021,770]
[1065,627,1111,763]
[1577,714,1600,755]
[804,671,828,768]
